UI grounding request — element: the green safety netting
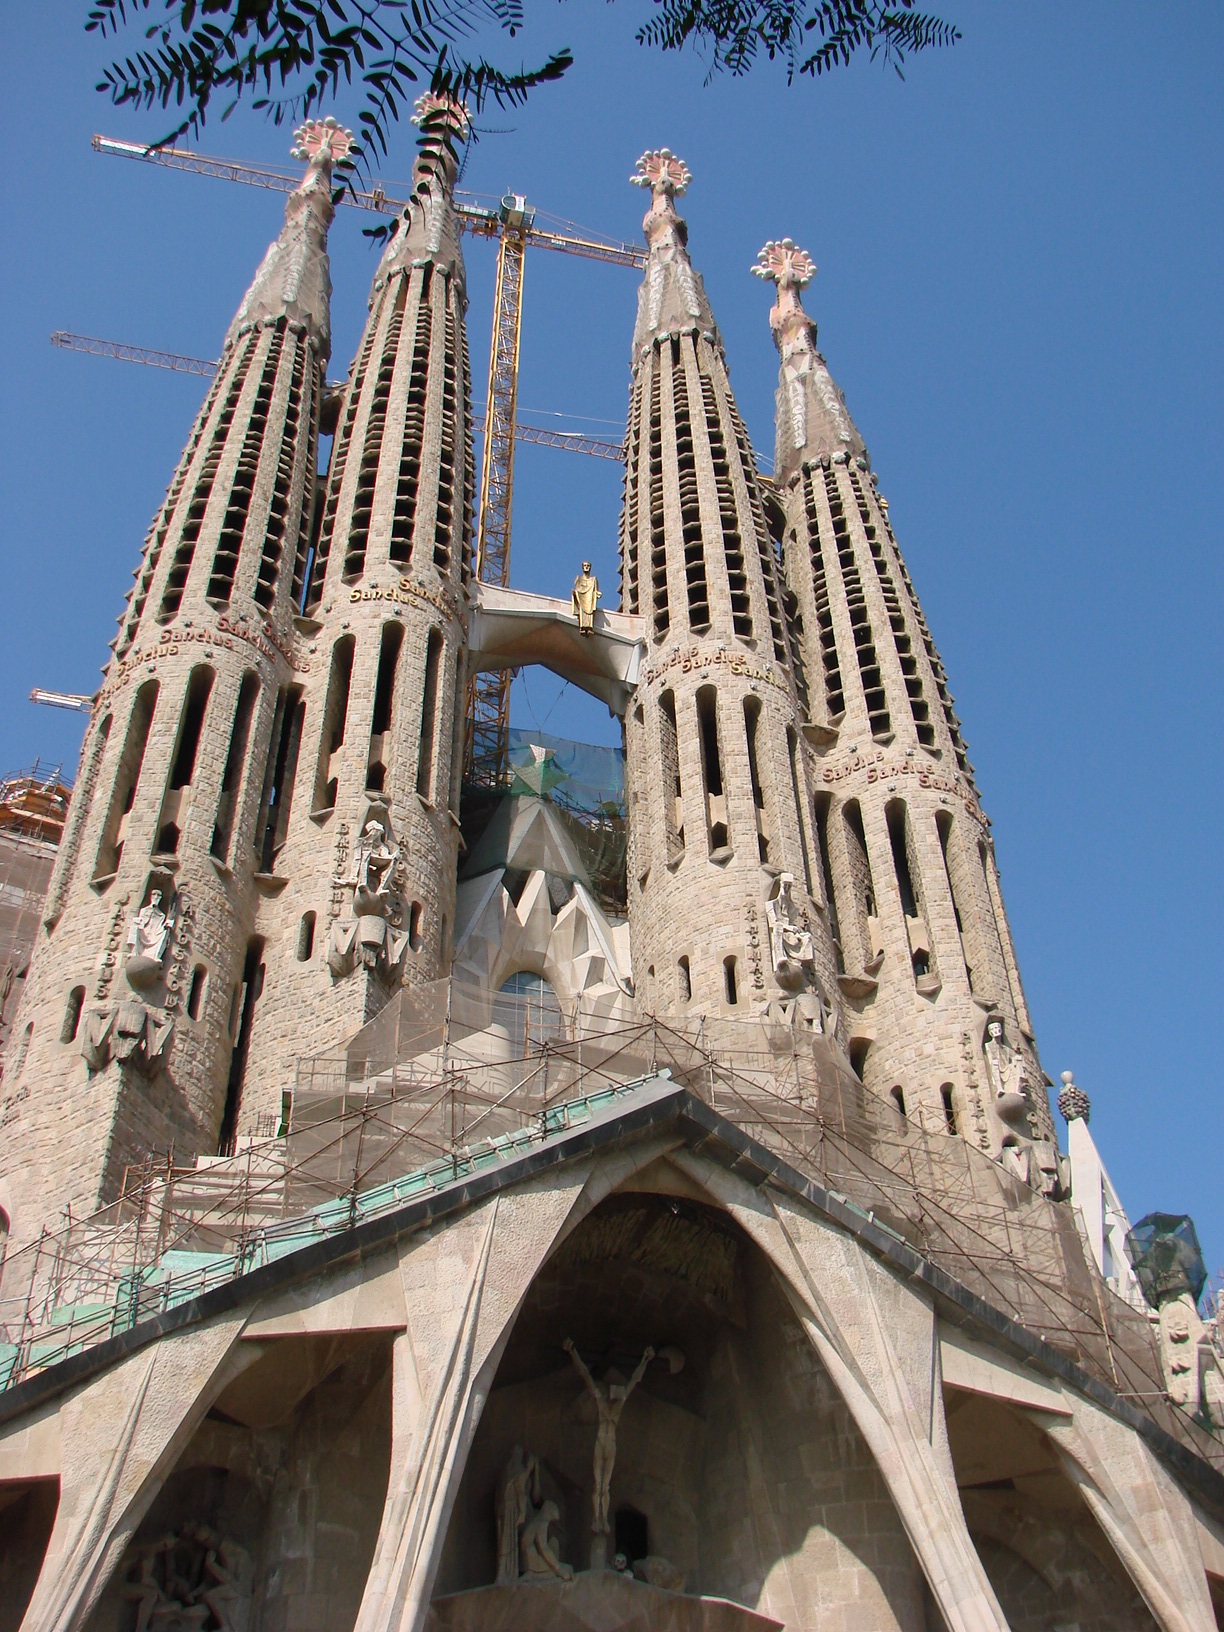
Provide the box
[461,729,626,915]
[1125,1212,1207,1308]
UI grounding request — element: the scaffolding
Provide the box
[0,762,71,1038]
[0,974,1217,1479]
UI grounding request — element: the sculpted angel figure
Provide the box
[564,1338,654,1535]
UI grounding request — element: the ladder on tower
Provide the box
[92,136,645,785]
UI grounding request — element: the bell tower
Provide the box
[234,95,477,1108]
[2,118,351,1239]
[755,238,1057,1176]
[620,154,841,1030]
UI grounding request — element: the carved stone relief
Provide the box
[328,811,409,981]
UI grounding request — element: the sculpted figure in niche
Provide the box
[564,1338,654,1536]
[520,1500,574,1581]
[496,1445,540,1585]
[126,889,176,988]
[329,816,408,979]
[765,873,817,992]
[572,562,601,633]
[982,1014,1029,1124]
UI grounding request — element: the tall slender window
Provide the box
[659,691,683,860]
[256,686,304,872]
[211,672,259,863]
[786,726,814,896]
[156,666,215,854]
[743,697,769,863]
[345,285,407,580]
[843,799,876,968]
[812,792,843,972]
[416,629,442,800]
[696,685,727,854]
[647,358,669,637]
[219,938,264,1155]
[367,622,404,794]
[94,680,159,880]
[312,636,354,813]
[723,956,738,1005]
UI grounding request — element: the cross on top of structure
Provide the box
[631,148,692,199]
[289,115,356,173]
[753,238,816,292]
[412,92,472,140]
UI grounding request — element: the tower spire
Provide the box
[225,115,354,366]
[753,239,867,480]
[630,149,719,355]
[373,93,470,296]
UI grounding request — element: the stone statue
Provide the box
[765,873,816,987]
[572,562,601,634]
[520,1499,573,1581]
[496,1445,540,1585]
[199,1535,253,1632]
[564,1338,654,1536]
[82,999,173,1076]
[982,1014,1028,1124]
[329,816,408,980]
[125,890,176,988]
[120,1526,252,1632]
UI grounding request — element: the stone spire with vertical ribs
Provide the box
[1,119,355,1249]
[752,239,866,479]
[226,115,353,364]
[755,240,1058,1177]
[240,94,476,1107]
[620,154,844,1039]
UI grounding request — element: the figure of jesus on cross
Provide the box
[563,1338,654,1537]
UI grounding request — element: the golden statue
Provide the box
[572,561,601,634]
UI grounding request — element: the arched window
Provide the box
[493,971,564,1054]
[61,986,85,1044]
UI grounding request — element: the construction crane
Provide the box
[50,332,625,462]
[94,134,644,786]
[29,689,92,713]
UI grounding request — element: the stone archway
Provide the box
[943,1387,1158,1632]
[432,1185,933,1632]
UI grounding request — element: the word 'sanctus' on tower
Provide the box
[239,95,477,1106]
[755,237,1060,1186]
[0,117,353,1234]
[619,153,843,1043]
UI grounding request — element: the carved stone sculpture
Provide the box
[982,1014,1029,1124]
[496,1445,540,1585]
[572,562,601,634]
[765,874,816,989]
[329,816,409,980]
[564,1338,654,1538]
[125,889,176,988]
[119,1526,252,1632]
[520,1500,573,1581]
[82,999,173,1076]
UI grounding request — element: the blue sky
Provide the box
[1,4,1220,1275]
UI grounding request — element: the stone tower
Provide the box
[620,154,841,1029]
[235,95,476,1110]
[0,118,352,1235]
[755,238,1057,1174]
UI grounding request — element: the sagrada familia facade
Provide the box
[0,100,1222,1632]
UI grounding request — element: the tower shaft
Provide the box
[755,238,1054,1173]
[620,155,841,1032]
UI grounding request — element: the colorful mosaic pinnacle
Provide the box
[631,148,692,197]
[289,115,356,170]
[752,238,817,292]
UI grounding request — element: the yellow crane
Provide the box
[92,136,644,786]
